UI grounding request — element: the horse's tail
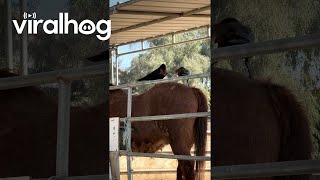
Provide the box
[192,88,208,180]
[267,83,312,180]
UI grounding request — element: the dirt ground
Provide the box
[119,134,211,180]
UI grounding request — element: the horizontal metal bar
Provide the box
[212,159,320,179]
[119,116,211,122]
[120,168,211,174]
[213,32,320,61]
[120,152,210,161]
[118,36,209,57]
[155,150,211,154]
[127,112,210,122]
[0,64,107,90]
[109,72,210,90]
[3,177,30,180]
[112,25,210,47]
[114,10,210,18]
[34,174,108,180]
[119,117,211,123]
[118,112,210,122]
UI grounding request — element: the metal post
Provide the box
[115,48,119,85]
[20,0,28,75]
[117,36,209,57]
[56,80,71,177]
[6,0,13,72]
[126,87,133,180]
[110,50,114,84]
[109,117,120,180]
[172,34,175,43]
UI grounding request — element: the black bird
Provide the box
[175,67,190,86]
[175,67,190,76]
[213,18,255,78]
[138,64,167,81]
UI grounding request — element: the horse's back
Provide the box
[135,82,200,116]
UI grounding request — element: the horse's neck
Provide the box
[110,90,130,117]
[110,90,128,103]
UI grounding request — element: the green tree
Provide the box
[118,29,211,106]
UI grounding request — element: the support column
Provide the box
[6,0,13,72]
[20,0,28,75]
[115,48,119,85]
[110,50,114,84]
[109,117,120,180]
[126,87,133,180]
[56,80,71,177]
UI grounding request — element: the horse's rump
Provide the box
[212,68,312,180]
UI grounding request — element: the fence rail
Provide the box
[109,72,210,90]
[119,168,211,174]
[34,175,108,180]
[119,151,211,161]
[212,159,320,180]
[117,112,210,122]
[0,64,107,90]
[213,32,320,61]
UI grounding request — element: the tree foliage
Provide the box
[118,30,211,106]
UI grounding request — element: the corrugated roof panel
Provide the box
[110,0,210,46]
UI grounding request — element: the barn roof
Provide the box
[110,0,210,47]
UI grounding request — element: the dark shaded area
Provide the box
[86,51,108,62]
[0,71,108,178]
[0,0,109,178]
[211,1,320,161]
[1,0,109,106]
[213,18,254,48]
[211,68,312,180]
[213,17,255,78]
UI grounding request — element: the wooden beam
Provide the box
[114,10,210,18]
[112,5,210,35]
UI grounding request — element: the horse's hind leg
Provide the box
[176,162,184,180]
[169,133,195,180]
[177,160,195,180]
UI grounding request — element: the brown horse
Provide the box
[212,68,312,180]
[109,83,208,180]
[0,71,108,178]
